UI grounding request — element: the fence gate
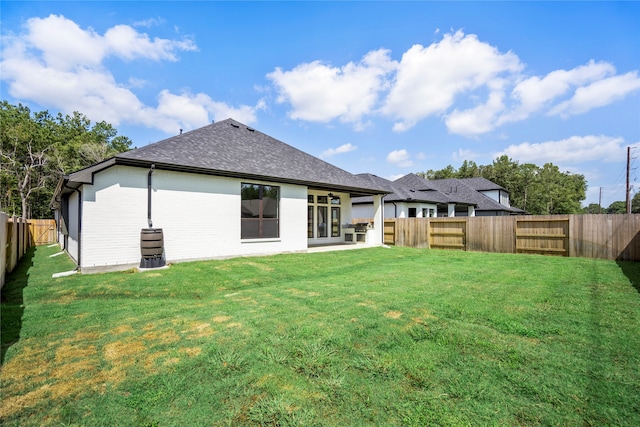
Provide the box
[515,217,569,256]
[29,219,57,245]
[429,219,467,250]
[383,221,396,245]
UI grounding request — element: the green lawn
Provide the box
[1,245,639,426]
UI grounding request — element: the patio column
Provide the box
[468,205,476,217]
[370,194,384,245]
[448,203,456,217]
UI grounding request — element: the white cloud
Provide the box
[502,60,615,123]
[133,17,166,28]
[547,71,640,117]
[382,30,522,132]
[142,90,264,133]
[104,24,197,61]
[495,135,627,164]
[267,49,396,129]
[23,14,106,69]
[0,14,258,134]
[320,143,357,158]
[445,91,505,136]
[387,149,415,167]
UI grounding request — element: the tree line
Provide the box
[418,157,629,215]
[0,101,133,218]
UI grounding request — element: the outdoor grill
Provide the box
[353,222,370,233]
[343,222,371,243]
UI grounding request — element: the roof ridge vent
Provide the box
[230,123,240,128]
[247,127,255,132]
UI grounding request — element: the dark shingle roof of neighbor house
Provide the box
[353,173,471,205]
[62,119,389,197]
[458,177,506,192]
[353,173,525,214]
[426,177,525,213]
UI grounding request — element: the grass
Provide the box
[1,245,639,426]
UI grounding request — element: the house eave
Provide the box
[55,156,388,201]
[114,157,388,196]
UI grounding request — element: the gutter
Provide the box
[380,194,386,245]
[147,164,155,228]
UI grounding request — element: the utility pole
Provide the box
[627,146,631,214]
[598,187,602,213]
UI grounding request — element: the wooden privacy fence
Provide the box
[377,214,640,261]
[1,214,57,289]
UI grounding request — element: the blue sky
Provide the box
[2,1,639,208]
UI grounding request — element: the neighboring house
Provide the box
[352,173,524,219]
[51,119,388,273]
[426,177,525,216]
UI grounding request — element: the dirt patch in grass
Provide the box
[181,347,202,357]
[187,321,215,338]
[143,272,163,277]
[104,339,145,364]
[73,312,90,320]
[384,311,403,319]
[286,288,320,298]
[226,322,243,329]
[1,336,114,419]
[0,384,52,419]
[243,261,275,272]
[54,343,97,363]
[357,301,377,309]
[143,350,170,370]
[56,292,78,304]
[235,296,259,305]
[141,329,181,344]
[164,357,181,366]
[110,324,135,335]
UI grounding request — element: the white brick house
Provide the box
[52,119,388,273]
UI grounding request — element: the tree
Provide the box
[419,165,456,180]
[457,160,482,178]
[632,192,640,214]
[583,203,603,214]
[607,201,627,214]
[0,101,133,218]
[0,103,54,217]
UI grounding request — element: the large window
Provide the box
[241,183,279,239]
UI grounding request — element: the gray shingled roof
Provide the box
[353,173,524,213]
[353,173,468,205]
[424,177,524,213]
[63,119,389,197]
[459,177,506,192]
